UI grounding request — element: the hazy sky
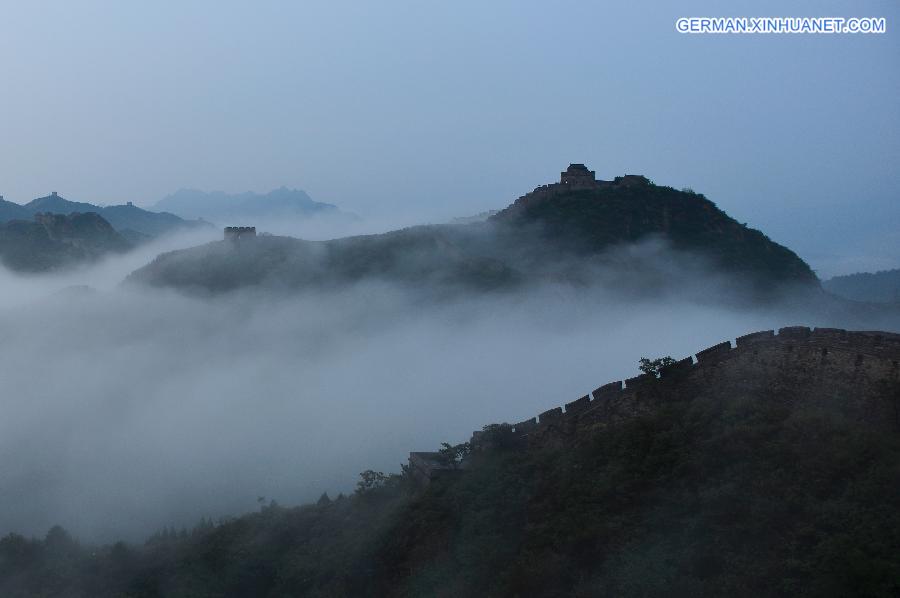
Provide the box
[1,0,897,276]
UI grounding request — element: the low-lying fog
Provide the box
[0,232,895,543]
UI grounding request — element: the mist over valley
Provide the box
[1,169,897,544]
[2,2,898,593]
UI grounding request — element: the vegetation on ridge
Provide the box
[3,364,898,597]
[128,179,819,298]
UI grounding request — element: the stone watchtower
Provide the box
[560,164,598,188]
[224,226,256,241]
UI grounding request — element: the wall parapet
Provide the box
[778,326,811,339]
[695,341,733,363]
[408,451,457,484]
[224,226,256,241]
[410,327,900,485]
[592,381,623,400]
[736,330,775,347]
[453,327,900,453]
[660,357,694,378]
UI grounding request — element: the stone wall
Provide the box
[408,328,900,475]
[224,226,256,241]
[505,169,652,213]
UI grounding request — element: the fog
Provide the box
[206,210,435,243]
[0,228,220,309]
[0,232,895,543]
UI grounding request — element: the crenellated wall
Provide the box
[507,172,653,213]
[224,226,256,241]
[462,327,900,453]
[410,327,900,482]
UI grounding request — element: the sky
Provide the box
[0,0,897,277]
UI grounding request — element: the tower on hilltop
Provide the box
[224,226,256,241]
[560,164,598,188]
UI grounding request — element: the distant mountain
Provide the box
[99,203,206,238]
[0,195,31,222]
[153,187,352,224]
[0,192,208,239]
[0,212,131,272]
[824,269,900,304]
[128,167,818,299]
[450,209,499,224]
[24,193,97,215]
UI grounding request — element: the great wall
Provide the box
[504,164,652,212]
[409,326,900,484]
[224,226,257,241]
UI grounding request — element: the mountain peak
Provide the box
[152,187,347,223]
[26,192,97,214]
[489,168,817,288]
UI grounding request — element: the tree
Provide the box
[638,356,676,378]
[438,442,471,469]
[356,470,387,495]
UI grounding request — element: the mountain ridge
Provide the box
[0,192,208,239]
[153,187,353,224]
[824,268,900,304]
[127,168,819,299]
[0,212,131,272]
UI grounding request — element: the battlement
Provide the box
[224,226,256,241]
[505,165,655,212]
[411,327,900,482]
[560,163,599,188]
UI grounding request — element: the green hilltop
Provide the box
[127,169,818,298]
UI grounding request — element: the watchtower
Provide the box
[224,226,256,241]
[560,164,597,188]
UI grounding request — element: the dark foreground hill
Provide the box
[127,169,818,299]
[0,213,131,272]
[0,192,208,239]
[2,327,898,597]
[824,269,900,304]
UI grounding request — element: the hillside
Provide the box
[127,168,818,298]
[0,212,131,272]
[824,269,900,304]
[2,327,898,597]
[0,196,33,222]
[25,193,97,214]
[0,193,208,239]
[153,187,353,224]
[491,173,816,288]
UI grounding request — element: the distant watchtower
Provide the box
[224,226,256,241]
[560,164,597,188]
